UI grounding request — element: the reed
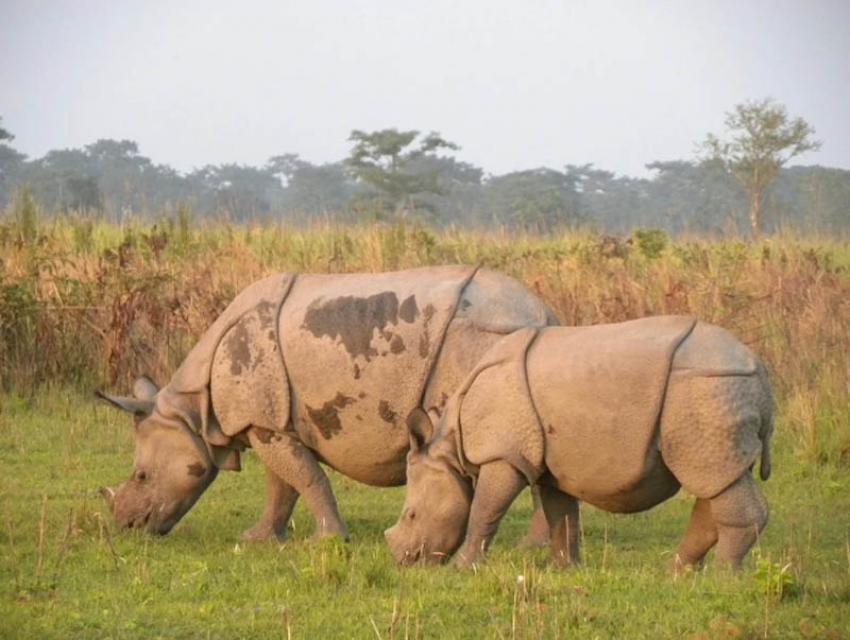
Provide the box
[1,213,848,464]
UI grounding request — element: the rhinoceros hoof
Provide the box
[240,526,286,542]
[311,527,350,543]
[453,552,484,570]
[517,533,550,548]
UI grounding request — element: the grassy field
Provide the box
[1,216,849,637]
[1,391,849,639]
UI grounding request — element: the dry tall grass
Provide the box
[1,215,848,463]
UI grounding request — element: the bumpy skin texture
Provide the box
[102,266,556,541]
[387,316,773,570]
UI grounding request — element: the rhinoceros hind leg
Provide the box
[673,498,717,573]
[710,473,768,570]
[241,465,300,542]
[517,485,550,548]
[539,484,580,566]
[248,429,349,541]
[454,461,527,569]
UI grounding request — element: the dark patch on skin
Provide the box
[356,414,363,421]
[267,330,275,341]
[301,291,401,360]
[418,304,437,358]
[378,400,398,424]
[460,298,472,311]
[255,300,276,328]
[547,424,556,435]
[286,437,305,459]
[225,321,252,375]
[187,462,207,477]
[353,363,361,379]
[399,295,419,323]
[389,334,406,354]
[306,393,356,439]
[357,392,367,399]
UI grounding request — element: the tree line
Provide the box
[1,100,846,235]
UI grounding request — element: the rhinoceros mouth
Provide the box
[130,511,152,529]
[395,544,449,567]
[400,547,422,566]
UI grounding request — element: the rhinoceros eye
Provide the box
[134,469,148,483]
[407,510,416,521]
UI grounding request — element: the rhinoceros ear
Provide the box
[406,408,434,454]
[95,390,154,418]
[133,376,159,401]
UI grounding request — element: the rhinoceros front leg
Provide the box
[539,484,580,566]
[454,461,527,569]
[241,465,300,542]
[247,429,349,541]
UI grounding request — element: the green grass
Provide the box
[1,391,849,639]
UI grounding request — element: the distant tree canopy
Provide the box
[702,98,821,236]
[0,117,27,207]
[346,128,461,218]
[0,104,846,235]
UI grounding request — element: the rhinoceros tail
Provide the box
[757,362,774,482]
[760,431,772,481]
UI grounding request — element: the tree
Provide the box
[483,168,580,231]
[645,160,743,234]
[188,164,282,219]
[267,154,357,215]
[0,117,27,207]
[701,98,821,236]
[346,128,460,217]
[0,118,13,143]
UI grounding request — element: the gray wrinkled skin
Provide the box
[97,266,556,539]
[386,317,774,571]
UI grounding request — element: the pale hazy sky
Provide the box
[1,0,848,177]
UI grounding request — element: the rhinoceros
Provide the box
[97,265,557,541]
[385,316,774,571]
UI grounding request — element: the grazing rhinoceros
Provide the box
[385,316,774,571]
[97,266,557,541]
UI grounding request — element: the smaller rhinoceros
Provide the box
[385,316,774,571]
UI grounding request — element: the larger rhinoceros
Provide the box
[97,265,556,541]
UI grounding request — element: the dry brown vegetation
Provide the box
[1,215,848,464]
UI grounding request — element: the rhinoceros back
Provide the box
[527,317,696,511]
[173,266,554,486]
[278,266,477,485]
[422,269,557,419]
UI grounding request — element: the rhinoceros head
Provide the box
[96,377,219,535]
[385,408,472,565]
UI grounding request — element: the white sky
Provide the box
[1,0,848,177]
